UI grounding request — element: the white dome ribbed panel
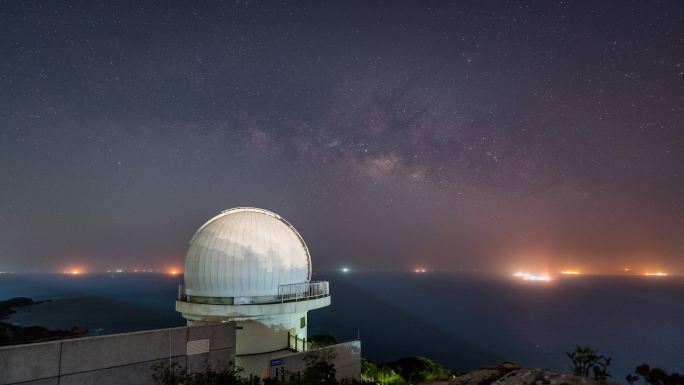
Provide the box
[184,208,311,298]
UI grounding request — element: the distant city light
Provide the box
[525,274,552,281]
[512,271,552,282]
[413,268,427,273]
[341,267,350,273]
[64,269,83,275]
[561,270,581,275]
[168,269,181,276]
[644,272,668,277]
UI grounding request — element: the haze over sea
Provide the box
[1,272,682,378]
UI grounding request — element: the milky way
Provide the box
[1,1,682,273]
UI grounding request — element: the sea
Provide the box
[1,272,682,380]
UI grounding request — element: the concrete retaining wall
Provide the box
[269,340,362,381]
[0,323,235,385]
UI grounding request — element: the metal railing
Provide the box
[287,332,312,352]
[278,281,329,302]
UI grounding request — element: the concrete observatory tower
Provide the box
[176,207,330,375]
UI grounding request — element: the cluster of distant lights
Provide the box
[512,269,671,282]
[340,266,429,274]
[62,268,182,276]
[512,272,553,281]
[55,265,672,279]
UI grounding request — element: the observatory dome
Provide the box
[183,207,312,299]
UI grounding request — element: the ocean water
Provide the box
[1,272,682,379]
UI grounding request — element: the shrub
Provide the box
[151,361,187,385]
[152,361,255,385]
[361,359,404,385]
[632,363,684,385]
[566,346,611,380]
[308,334,339,348]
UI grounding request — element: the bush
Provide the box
[151,361,187,385]
[566,345,611,380]
[361,359,404,385]
[386,356,451,383]
[361,357,451,385]
[151,361,255,385]
[308,334,338,348]
[632,364,684,385]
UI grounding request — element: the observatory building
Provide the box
[175,207,332,376]
[0,207,358,385]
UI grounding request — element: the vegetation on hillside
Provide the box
[362,356,452,385]
[152,352,451,385]
[626,364,684,385]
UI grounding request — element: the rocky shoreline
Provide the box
[424,362,619,385]
[0,297,86,346]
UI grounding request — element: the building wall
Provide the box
[235,312,307,355]
[0,323,236,385]
[268,340,362,381]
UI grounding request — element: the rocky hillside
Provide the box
[421,362,620,385]
[0,297,86,346]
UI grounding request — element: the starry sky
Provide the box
[1,0,683,274]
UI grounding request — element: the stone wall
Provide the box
[0,323,236,385]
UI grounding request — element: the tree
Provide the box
[302,349,338,385]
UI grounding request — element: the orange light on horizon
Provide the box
[413,268,427,273]
[63,268,83,275]
[168,269,182,276]
[512,271,552,282]
[561,270,581,275]
[644,272,668,277]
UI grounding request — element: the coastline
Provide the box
[0,297,86,346]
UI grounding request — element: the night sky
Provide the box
[1,1,682,274]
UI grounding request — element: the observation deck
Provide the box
[175,281,331,322]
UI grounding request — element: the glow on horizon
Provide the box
[643,272,668,277]
[63,268,83,275]
[512,271,552,282]
[561,270,581,275]
[414,268,427,273]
